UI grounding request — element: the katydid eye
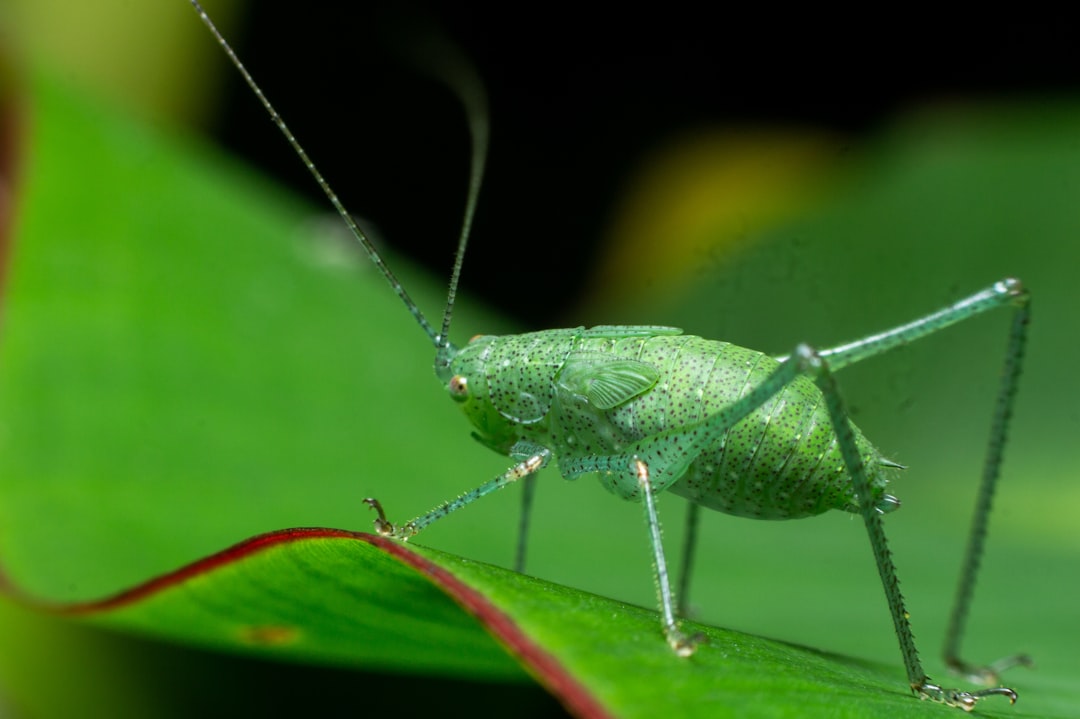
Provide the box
[449,375,469,399]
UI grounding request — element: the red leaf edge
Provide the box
[0,527,613,719]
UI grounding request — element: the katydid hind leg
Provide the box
[816,278,1032,683]
[805,344,1019,710]
[816,278,1026,371]
[943,291,1033,683]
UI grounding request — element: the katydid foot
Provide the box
[914,679,1018,712]
[363,498,418,539]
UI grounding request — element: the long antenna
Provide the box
[188,1,484,355]
[411,34,488,370]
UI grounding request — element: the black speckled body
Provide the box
[448,326,894,520]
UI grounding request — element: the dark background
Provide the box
[201,3,1078,327]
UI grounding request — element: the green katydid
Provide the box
[190,1,1031,710]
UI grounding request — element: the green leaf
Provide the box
[1,530,1051,718]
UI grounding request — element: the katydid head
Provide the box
[442,335,520,454]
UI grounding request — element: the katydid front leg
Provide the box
[364,444,551,539]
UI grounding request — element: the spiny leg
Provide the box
[814,278,1026,371]
[813,278,1032,683]
[635,459,702,657]
[944,291,1033,683]
[803,344,1018,710]
[364,449,550,539]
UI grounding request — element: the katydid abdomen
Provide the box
[448,327,896,520]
